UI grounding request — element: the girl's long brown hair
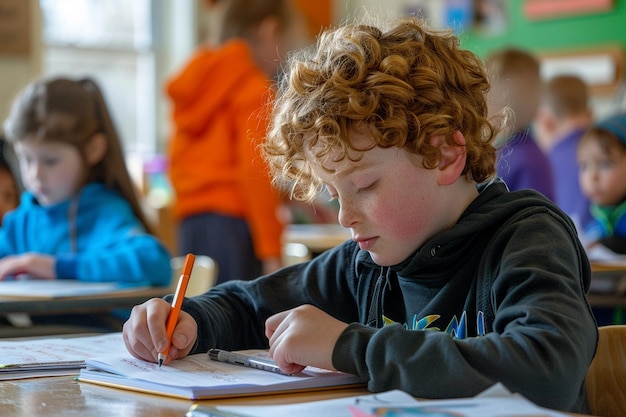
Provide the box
[3,77,154,234]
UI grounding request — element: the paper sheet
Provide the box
[213,384,570,417]
[0,280,148,298]
[0,332,126,379]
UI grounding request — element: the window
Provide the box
[40,0,156,154]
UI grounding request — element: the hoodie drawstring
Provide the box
[366,266,388,328]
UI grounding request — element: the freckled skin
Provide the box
[312,131,475,266]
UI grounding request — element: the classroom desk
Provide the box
[588,263,626,310]
[587,293,626,308]
[283,224,351,255]
[0,375,593,417]
[0,287,170,315]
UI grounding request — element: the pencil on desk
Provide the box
[186,404,244,417]
[158,253,195,368]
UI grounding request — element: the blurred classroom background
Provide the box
[0,0,625,254]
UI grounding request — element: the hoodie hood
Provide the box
[165,40,284,259]
[166,40,266,137]
[354,177,590,333]
[387,179,587,288]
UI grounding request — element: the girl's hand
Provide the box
[0,253,56,280]
[265,304,348,375]
[122,298,198,365]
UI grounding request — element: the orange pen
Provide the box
[158,253,195,367]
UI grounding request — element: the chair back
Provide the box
[282,242,312,267]
[585,325,626,417]
[170,255,217,297]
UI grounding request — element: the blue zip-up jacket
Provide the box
[0,182,171,285]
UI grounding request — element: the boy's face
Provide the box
[309,131,455,266]
[578,139,626,207]
[15,139,87,206]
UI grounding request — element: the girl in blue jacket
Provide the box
[1,77,171,286]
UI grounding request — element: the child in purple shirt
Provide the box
[486,48,555,200]
[536,75,593,231]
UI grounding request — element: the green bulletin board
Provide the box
[460,0,626,97]
[461,0,626,59]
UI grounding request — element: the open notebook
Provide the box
[0,333,126,380]
[78,350,365,400]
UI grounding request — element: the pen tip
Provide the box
[158,358,163,368]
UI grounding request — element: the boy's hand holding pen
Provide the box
[158,253,195,368]
[122,253,199,365]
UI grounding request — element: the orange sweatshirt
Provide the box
[166,40,283,260]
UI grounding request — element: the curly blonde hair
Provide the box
[265,16,498,202]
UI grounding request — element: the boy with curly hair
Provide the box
[123,17,597,413]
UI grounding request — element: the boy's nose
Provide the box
[338,201,358,228]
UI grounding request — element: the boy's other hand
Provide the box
[265,304,348,374]
[122,298,197,365]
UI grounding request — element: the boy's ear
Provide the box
[433,131,467,186]
[85,133,107,166]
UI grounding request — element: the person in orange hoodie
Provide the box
[166,0,307,284]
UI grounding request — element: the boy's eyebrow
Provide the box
[333,159,375,177]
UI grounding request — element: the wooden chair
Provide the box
[282,242,312,267]
[585,325,626,417]
[170,255,217,297]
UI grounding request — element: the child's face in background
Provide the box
[310,131,453,266]
[0,169,18,224]
[254,3,310,79]
[14,139,87,206]
[578,139,626,207]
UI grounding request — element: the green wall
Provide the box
[460,0,626,58]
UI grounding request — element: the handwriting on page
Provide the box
[90,353,297,388]
[156,358,246,385]
[119,358,159,372]
[0,333,125,367]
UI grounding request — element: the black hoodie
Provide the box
[182,179,597,413]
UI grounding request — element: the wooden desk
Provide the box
[284,224,351,255]
[0,376,593,417]
[587,293,626,308]
[588,263,626,314]
[0,287,170,315]
[0,376,367,417]
[591,262,626,273]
